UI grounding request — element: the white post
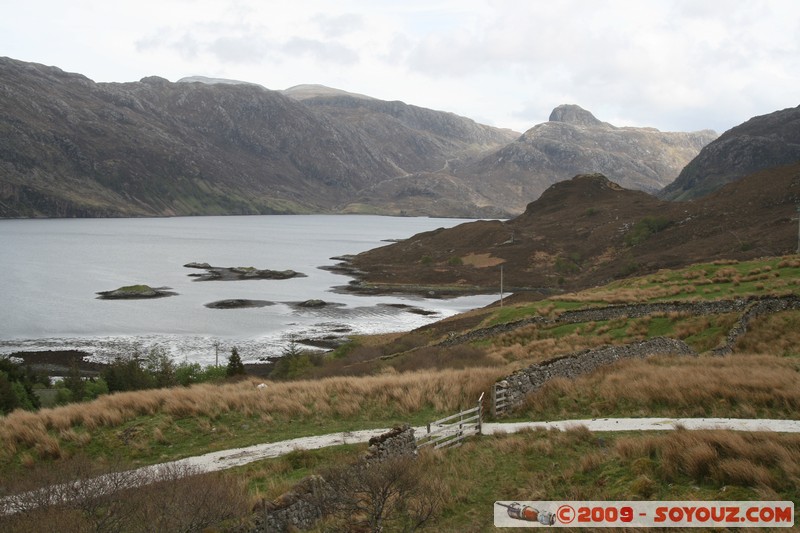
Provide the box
[477,392,484,435]
[500,265,504,307]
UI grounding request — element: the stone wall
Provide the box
[250,424,417,532]
[364,423,418,463]
[494,337,696,415]
[440,295,800,348]
[712,295,800,355]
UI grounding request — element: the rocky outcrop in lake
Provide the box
[204,299,274,309]
[96,285,176,299]
[184,263,306,281]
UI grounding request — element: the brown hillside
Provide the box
[345,165,800,297]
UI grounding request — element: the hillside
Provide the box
[659,104,800,201]
[343,165,800,297]
[0,57,514,218]
[1,57,714,218]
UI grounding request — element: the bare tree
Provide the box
[321,455,444,532]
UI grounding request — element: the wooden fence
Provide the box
[417,393,483,450]
[492,382,508,417]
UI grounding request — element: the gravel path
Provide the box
[170,417,800,475]
[4,418,800,515]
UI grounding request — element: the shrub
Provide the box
[102,356,155,392]
[624,216,672,246]
[271,339,323,380]
[321,454,444,532]
[0,359,43,414]
[555,256,580,274]
[0,456,248,532]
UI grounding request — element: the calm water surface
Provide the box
[0,215,498,364]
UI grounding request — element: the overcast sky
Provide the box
[2,0,798,134]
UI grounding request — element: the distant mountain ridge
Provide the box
[1,57,714,218]
[659,104,800,201]
[442,105,718,214]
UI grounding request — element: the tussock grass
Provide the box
[521,353,800,420]
[0,367,505,467]
[615,430,800,491]
[410,428,800,532]
[735,310,800,356]
[544,255,800,307]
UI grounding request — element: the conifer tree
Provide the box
[226,347,246,377]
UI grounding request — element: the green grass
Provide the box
[480,256,799,330]
[0,394,450,478]
[646,316,674,337]
[485,300,587,326]
[116,284,153,293]
[227,427,796,532]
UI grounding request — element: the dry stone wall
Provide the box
[491,295,800,415]
[441,295,800,349]
[250,424,417,532]
[494,337,695,414]
[712,295,800,355]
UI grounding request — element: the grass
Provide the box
[160,421,798,532]
[552,256,800,305]
[436,427,800,531]
[117,284,153,293]
[0,367,504,476]
[518,352,800,420]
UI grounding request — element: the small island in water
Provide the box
[96,284,177,299]
[184,262,306,281]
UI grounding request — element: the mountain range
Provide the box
[1,57,715,218]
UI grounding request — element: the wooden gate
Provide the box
[417,393,483,449]
[492,381,508,417]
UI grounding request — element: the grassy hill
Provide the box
[1,255,798,531]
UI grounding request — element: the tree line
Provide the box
[1,346,248,414]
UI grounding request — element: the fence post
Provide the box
[490,383,497,418]
[477,392,484,435]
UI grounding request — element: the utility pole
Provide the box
[797,205,800,254]
[500,265,504,307]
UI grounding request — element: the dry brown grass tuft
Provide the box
[615,430,800,490]
[556,285,675,304]
[522,353,800,419]
[735,310,800,356]
[0,367,506,460]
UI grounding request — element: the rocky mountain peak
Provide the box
[548,104,604,127]
[139,76,171,86]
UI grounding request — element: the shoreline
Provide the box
[7,349,276,379]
